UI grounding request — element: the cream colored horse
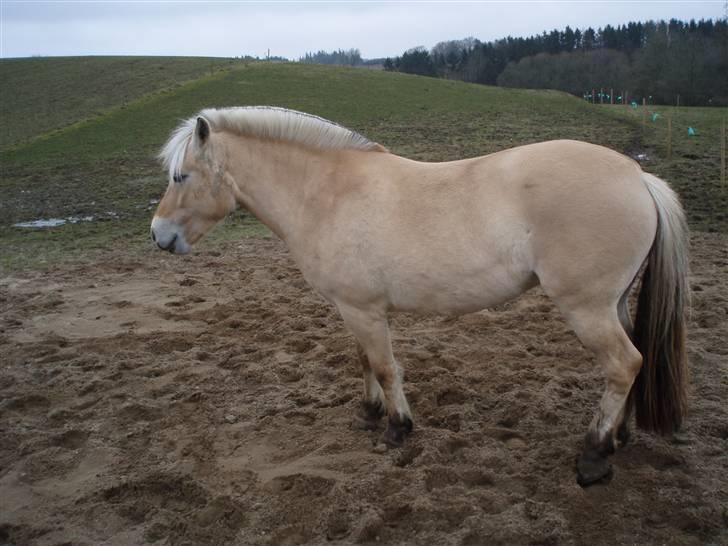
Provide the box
[151,107,689,486]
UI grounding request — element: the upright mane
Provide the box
[160,106,386,180]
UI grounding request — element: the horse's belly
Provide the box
[387,263,537,315]
[300,209,536,315]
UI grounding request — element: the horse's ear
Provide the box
[196,116,210,144]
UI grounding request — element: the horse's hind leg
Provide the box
[351,342,387,431]
[615,292,636,447]
[337,304,413,447]
[562,305,643,486]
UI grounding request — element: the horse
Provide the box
[150,106,689,486]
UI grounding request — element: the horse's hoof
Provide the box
[380,429,405,448]
[380,414,413,448]
[576,453,614,487]
[351,401,384,431]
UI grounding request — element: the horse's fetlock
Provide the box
[616,421,631,447]
[352,400,386,431]
[361,400,385,420]
[584,429,615,456]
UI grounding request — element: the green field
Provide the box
[0,56,238,150]
[1,58,726,272]
[603,103,727,228]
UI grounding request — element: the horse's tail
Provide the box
[628,172,690,435]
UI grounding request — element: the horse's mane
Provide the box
[160,106,386,179]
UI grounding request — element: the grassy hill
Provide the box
[0,56,238,149]
[0,58,726,271]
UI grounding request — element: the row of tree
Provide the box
[383,19,728,106]
[300,49,364,66]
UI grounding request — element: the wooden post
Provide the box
[667,114,673,160]
[676,94,680,108]
[642,97,647,129]
[722,118,726,189]
[592,89,596,104]
[610,88,614,105]
[600,87,604,104]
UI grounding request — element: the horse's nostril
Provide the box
[151,230,157,242]
[156,233,178,253]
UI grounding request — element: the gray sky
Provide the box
[1,1,725,60]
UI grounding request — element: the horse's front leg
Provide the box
[351,342,386,431]
[337,304,413,447]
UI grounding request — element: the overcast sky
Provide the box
[1,1,725,60]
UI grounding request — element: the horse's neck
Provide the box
[222,135,340,243]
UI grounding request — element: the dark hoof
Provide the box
[351,401,384,431]
[380,414,413,448]
[616,423,631,448]
[576,452,614,487]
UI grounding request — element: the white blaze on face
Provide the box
[150,216,191,254]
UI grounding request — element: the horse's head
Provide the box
[151,116,236,254]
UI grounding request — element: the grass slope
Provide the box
[0,56,238,149]
[604,104,728,230]
[0,59,726,271]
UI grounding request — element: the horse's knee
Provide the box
[356,343,368,366]
[621,342,643,375]
[604,346,642,394]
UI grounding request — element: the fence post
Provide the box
[592,89,595,105]
[667,114,673,160]
[610,88,614,105]
[642,98,647,129]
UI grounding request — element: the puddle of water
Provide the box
[14,215,98,228]
[630,151,650,162]
[14,218,69,228]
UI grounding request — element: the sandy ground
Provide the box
[0,233,726,545]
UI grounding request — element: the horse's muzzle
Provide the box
[150,217,190,254]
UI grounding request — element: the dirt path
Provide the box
[1,234,726,545]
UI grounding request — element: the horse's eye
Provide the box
[173,173,189,184]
